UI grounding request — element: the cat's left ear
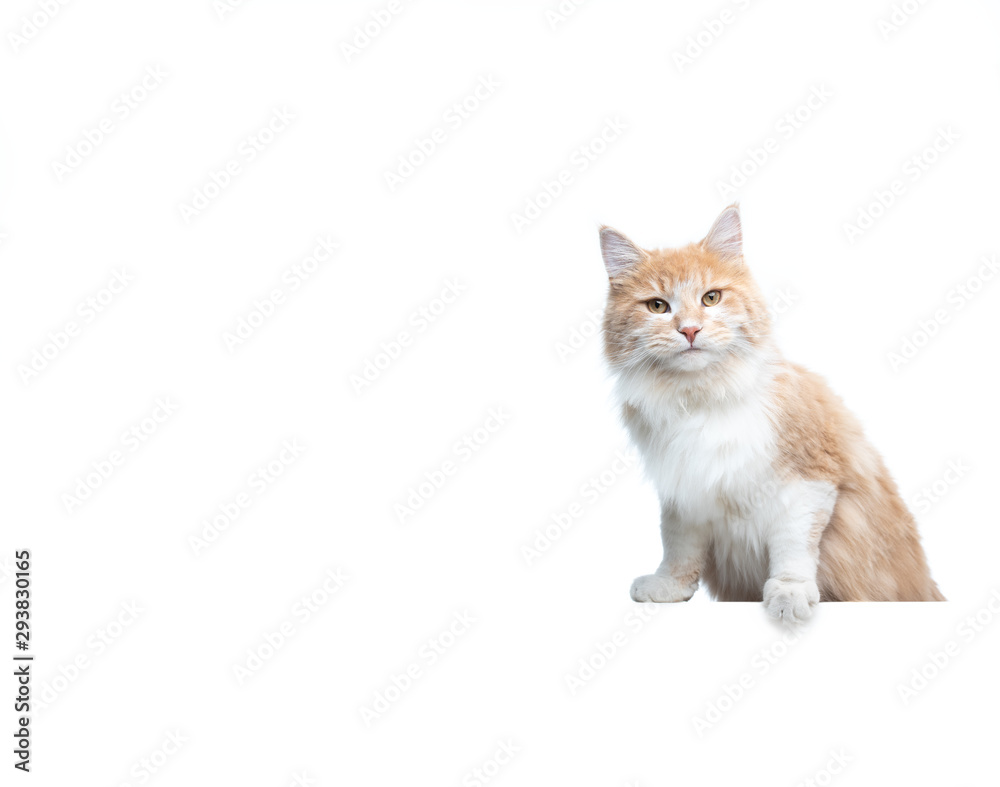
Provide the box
[701,203,743,260]
[600,226,646,279]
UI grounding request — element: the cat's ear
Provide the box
[600,226,645,278]
[701,203,743,260]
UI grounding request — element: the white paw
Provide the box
[630,574,694,603]
[763,578,819,623]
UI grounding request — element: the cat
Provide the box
[599,204,944,621]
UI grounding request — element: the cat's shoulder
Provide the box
[767,360,865,478]
[770,360,844,409]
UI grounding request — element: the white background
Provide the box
[3,0,1000,784]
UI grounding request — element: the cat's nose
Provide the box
[679,326,701,345]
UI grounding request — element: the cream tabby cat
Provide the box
[600,204,943,621]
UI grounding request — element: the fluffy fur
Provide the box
[600,204,943,621]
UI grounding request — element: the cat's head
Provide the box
[600,204,772,378]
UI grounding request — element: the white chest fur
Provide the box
[618,369,839,601]
[620,379,781,528]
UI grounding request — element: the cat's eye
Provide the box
[702,290,722,306]
[647,299,669,314]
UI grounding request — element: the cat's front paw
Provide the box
[630,574,695,603]
[763,578,819,623]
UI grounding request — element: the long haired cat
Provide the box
[600,204,944,621]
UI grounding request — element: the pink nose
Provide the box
[679,326,701,345]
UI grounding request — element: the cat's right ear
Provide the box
[701,203,743,260]
[599,226,645,279]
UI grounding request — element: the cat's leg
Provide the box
[630,502,708,602]
[762,480,837,622]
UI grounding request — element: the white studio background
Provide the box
[3,0,1000,785]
